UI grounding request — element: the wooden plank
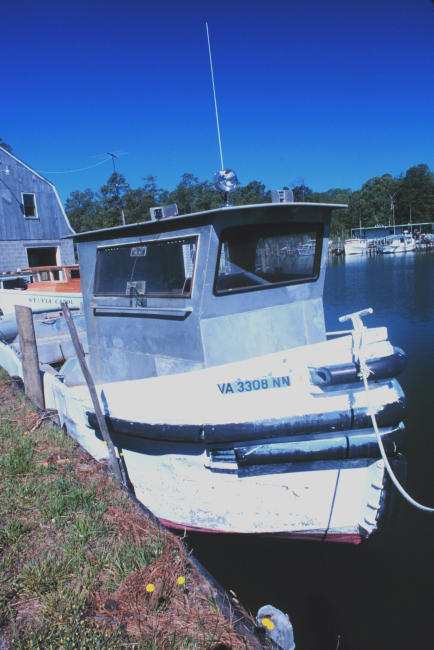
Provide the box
[61,302,124,485]
[14,305,45,409]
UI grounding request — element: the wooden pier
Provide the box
[329,241,434,256]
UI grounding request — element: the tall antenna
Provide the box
[206,23,224,170]
[107,152,126,226]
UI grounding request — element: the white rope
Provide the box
[358,327,434,513]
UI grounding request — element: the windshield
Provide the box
[215,222,323,294]
[94,237,197,298]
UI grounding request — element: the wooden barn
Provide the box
[0,146,75,273]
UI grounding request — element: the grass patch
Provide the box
[0,437,34,475]
[0,369,255,650]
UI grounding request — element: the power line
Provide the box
[37,157,112,174]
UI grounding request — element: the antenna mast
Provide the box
[206,23,224,170]
[107,152,125,226]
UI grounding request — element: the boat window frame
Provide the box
[93,234,199,300]
[213,221,324,296]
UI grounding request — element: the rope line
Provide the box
[37,157,112,174]
[358,327,434,513]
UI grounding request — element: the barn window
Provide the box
[22,193,38,219]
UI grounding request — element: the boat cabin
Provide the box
[70,202,345,383]
[0,265,80,292]
[28,265,81,293]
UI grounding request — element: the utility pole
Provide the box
[107,152,126,226]
[390,195,395,234]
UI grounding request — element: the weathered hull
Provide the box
[37,327,407,542]
[0,288,82,315]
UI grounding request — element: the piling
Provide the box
[14,305,45,409]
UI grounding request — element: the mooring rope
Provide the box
[358,327,434,513]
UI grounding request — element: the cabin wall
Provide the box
[77,225,210,384]
[77,203,332,384]
[198,206,329,366]
[0,148,75,272]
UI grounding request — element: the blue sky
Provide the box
[2,0,434,203]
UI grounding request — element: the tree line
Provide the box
[64,164,434,239]
[2,137,434,238]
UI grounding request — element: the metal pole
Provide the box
[107,152,125,226]
[15,305,45,409]
[390,194,395,235]
[206,23,224,170]
[61,302,124,484]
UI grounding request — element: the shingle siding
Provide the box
[0,148,75,272]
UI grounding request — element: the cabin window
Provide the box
[22,193,37,218]
[94,236,198,298]
[215,222,323,294]
[69,268,80,279]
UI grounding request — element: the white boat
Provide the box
[0,190,409,544]
[378,235,415,254]
[0,266,82,315]
[297,240,316,256]
[344,239,367,255]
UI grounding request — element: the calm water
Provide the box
[184,252,434,650]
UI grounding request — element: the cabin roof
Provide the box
[66,202,347,242]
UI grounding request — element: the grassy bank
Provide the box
[0,370,256,649]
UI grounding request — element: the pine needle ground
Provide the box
[0,369,258,650]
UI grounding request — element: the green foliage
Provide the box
[0,137,12,152]
[0,438,34,475]
[38,475,103,523]
[232,180,270,205]
[108,534,165,590]
[18,555,71,595]
[12,602,126,650]
[292,182,313,202]
[65,188,100,233]
[0,520,29,548]
[395,164,434,223]
[64,164,434,239]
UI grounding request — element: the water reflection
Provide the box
[184,252,434,650]
[326,253,434,326]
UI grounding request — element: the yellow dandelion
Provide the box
[23,431,28,435]
[177,576,185,585]
[146,583,155,592]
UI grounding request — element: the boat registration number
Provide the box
[218,375,291,395]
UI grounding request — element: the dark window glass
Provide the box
[69,269,80,279]
[22,193,36,218]
[95,237,197,297]
[215,222,323,294]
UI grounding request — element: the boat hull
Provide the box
[37,327,407,542]
[344,240,367,255]
[0,288,82,315]
[378,237,415,254]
